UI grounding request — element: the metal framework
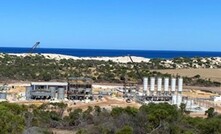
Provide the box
[67,77,93,100]
[29,42,40,54]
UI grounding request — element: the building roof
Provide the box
[31,82,68,86]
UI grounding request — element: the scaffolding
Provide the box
[67,77,93,100]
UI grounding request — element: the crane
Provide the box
[123,55,144,103]
[128,54,143,83]
[29,42,40,54]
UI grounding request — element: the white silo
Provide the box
[164,78,169,92]
[150,77,155,93]
[143,77,148,94]
[157,77,162,92]
[172,94,182,106]
[172,94,177,105]
[176,94,182,106]
[171,78,176,92]
[178,78,183,92]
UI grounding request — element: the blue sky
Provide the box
[0,0,221,51]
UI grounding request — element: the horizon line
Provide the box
[0,46,221,53]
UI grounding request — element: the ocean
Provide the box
[0,47,221,59]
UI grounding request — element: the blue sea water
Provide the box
[0,47,220,59]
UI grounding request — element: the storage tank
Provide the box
[26,86,32,100]
[178,78,183,92]
[157,78,162,92]
[143,77,148,93]
[57,87,65,100]
[150,77,155,92]
[50,87,56,98]
[164,78,169,92]
[171,78,176,92]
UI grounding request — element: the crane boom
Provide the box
[29,42,40,53]
[128,55,143,82]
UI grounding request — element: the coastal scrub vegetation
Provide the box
[0,54,220,87]
[1,102,221,134]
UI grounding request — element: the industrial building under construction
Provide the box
[67,77,93,100]
[26,82,68,100]
[25,77,93,101]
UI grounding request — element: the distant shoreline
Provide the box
[1,46,221,53]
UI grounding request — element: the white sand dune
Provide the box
[8,53,150,63]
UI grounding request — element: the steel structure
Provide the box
[29,42,40,54]
[67,77,93,100]
[128,55,143,82]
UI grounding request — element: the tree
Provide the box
[0,102,26,134]
[180,103,186,115]
[193,74,201,80]
[205,107,215,118]
[199,118,221,134]
[94,106,101,116]
[68,108,83,126]
[76,129,88,134]
[116,125,133,134]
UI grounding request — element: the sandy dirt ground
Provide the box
[151,69,221,82]
[67,96,141,110]
[182,89,217,99]
[184,86,221,94]
[189,112,207,118]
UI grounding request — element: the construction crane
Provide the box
[123,55,144,103]
[128,54,143,83]
[29,42,40,54]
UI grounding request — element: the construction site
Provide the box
[0,75,220,117]
[0,42,220,117]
